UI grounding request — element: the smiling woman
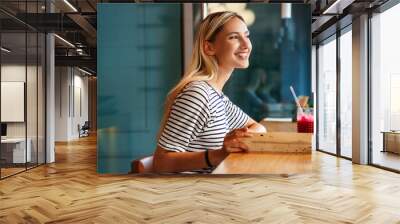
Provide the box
[153,11,266,173]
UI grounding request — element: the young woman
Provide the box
[153,11,266,173]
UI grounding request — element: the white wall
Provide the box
[1,64,46,163]
[1,65,40,137]
[1,65,26,140]
[55,67,89,141]
[55,66,69,141]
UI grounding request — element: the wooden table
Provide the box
[259,119,297,132]
[212,152,312,175]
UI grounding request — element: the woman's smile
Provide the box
[235,51,250,59]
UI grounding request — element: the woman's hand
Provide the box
[245,118,267,133]
[248,122,267,133]
[223,127,253,153]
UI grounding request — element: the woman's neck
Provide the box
[207,66,234,92]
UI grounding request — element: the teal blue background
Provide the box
[97,4,181,173]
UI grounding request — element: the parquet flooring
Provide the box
[1,134,400,223]
[1,167,26,178]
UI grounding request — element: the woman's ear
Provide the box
[204,41,216,56]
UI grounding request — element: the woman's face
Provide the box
[207,17,252,70]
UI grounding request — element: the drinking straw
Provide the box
[289,85,304,115]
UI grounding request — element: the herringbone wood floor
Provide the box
[1,135,400,223]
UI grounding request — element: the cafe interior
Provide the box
[1,0,400,222]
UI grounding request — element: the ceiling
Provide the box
[0,0,99,73]
[0,0,392,75]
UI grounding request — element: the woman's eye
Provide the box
[229,35,239,40]
[246,34,250,39]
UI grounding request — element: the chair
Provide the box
[130,156,153,173]
[78,121,90,138]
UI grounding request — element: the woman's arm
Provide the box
[223,96,266,133]
[153,128,252,173]
[153,146,227,173]
[245,118,267,133]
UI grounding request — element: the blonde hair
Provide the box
[157,11,244,139]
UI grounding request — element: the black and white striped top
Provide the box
[158,81,250,152]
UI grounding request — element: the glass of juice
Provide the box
[297,107,314,133]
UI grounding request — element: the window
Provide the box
[370,3,400,171]
[317,36,337,154]
[0,1,46,179]
[339,28,352,158]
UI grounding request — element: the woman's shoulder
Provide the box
[183,80,210,92]
[180,81,212,100]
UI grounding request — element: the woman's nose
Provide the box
[240,37,251,50]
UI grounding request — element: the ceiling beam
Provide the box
[55,55,96,72]
[67,13,97,46]
[322,0,356,14]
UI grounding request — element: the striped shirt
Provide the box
[158,81,250,152]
